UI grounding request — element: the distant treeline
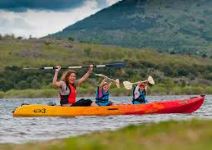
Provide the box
[0,34,35,40]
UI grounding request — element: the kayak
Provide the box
[13,95,205,117]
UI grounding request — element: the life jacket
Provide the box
[95,86,109,103]
[132,86,147,104]
[60,83,76,105]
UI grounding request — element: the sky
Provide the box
[0,0,120,38]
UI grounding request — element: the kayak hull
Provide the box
[13,95,205,117]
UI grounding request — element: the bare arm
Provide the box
[134,84,140,99]
[108,82,112,88]
[77,65,93,86]
[99,78,107,88]
[144,84,148,94]
[52,66,63,88]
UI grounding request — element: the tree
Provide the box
[15,81,29,89]
[31,79,41,89]
[68,37,74,41]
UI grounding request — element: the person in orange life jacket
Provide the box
[52,65,96,106]
[95,78,113,106]
[132,81,149,104]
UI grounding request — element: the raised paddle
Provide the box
[94,73,120,88]
[123,76,155,90]
[23,62,125,70]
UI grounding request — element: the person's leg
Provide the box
[90,101,98,106]
[96,101,112,106]
[108,101,114,106]
[132,100,141,105]
[72,99,93,106]
[61,104,72,107]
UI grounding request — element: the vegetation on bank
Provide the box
[0,119,211,150]
[0,84,211,98]
[0,38,211,96]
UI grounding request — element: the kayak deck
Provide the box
[13,95,205,117]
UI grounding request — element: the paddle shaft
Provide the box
[94,73,117,82]
[23,62,125,70]
[130,80,148,85]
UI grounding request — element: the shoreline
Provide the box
[0,85,211,98]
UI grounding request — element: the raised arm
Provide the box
[99,78,107,88]
[133,84,140,99]
[52,66,63,88]
[77,65,93,86]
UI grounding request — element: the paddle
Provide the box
[23,62,125,70]
[94,73,120,88]
[123,76,155,90]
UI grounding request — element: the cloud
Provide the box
[0,0,84,12]
[0,0,120,12]
[0,1,100,37]
[0,11,33,36]
[105,0,121,5]
[0,0,121,38]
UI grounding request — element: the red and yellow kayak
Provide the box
[13,95,205,117]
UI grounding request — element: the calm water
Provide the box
[0,95,211,144]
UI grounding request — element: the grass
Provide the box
[0,39,211,68]
[0,119,211,150]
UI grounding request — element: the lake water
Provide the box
[0,95,211,144]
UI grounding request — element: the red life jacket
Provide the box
[60,83,77,105]
[68,84,76,104]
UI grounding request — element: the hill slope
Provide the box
[0,38,211,95]
[50,0,212,57]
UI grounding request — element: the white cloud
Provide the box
[106,0,121,5]
[0,0,120,38]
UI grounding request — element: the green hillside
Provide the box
[50,0,212,57]
[0,37,211,96]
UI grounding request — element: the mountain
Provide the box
[48,0,212,57]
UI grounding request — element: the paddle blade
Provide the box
[106,62,125,68]
[148,76,155,85]
[123,81,133,90]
